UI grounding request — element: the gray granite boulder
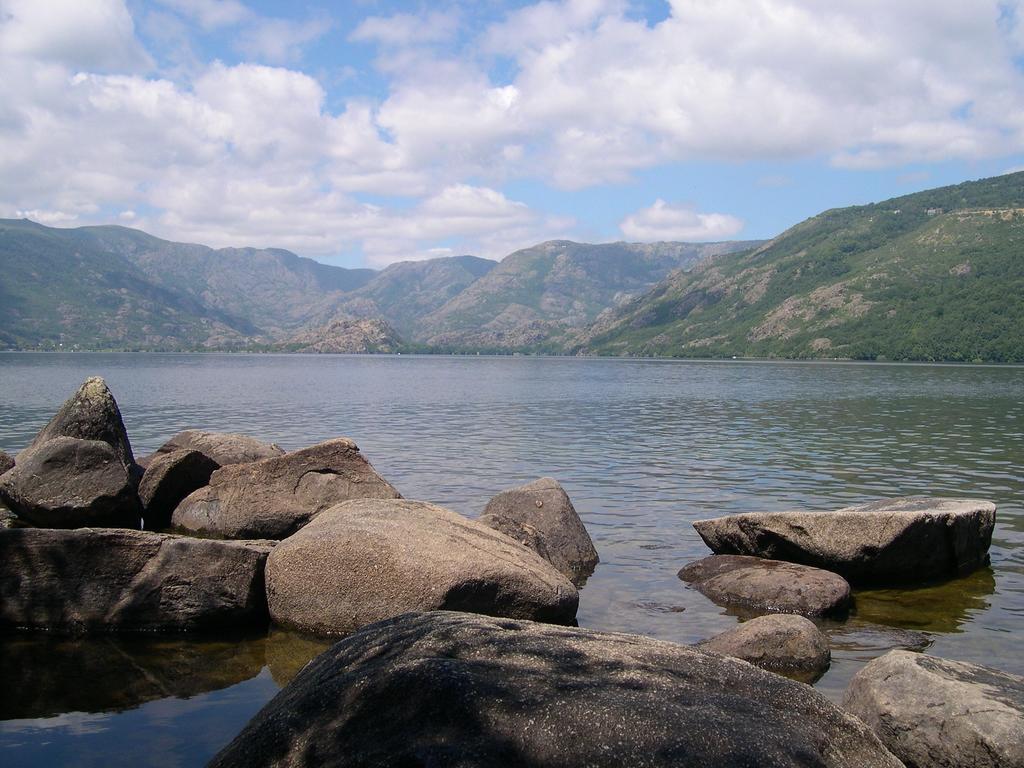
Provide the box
[210,611,902,768]
[0,450,13,476]
[844,650,1024,768]
[679,554,851,617]
[699,613,831,683]
[154,429,284,466]
[0,527,272,631]
[171,438,400,539]
[479,477,599,584]
[0,437,142,528]
[266,499,578,635]
[138,448,219,530]
[693,497,995,585]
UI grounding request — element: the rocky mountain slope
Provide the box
[277,318,403,354]
[570,172,1024,363]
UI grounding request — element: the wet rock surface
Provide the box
[266,499,578,635]
[699,613,831,683]
[210,611,902,768]
[693,497,996,585]
[679,554,851,617]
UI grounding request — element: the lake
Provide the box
[1,353,1021,767]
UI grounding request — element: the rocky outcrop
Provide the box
[0,450,13,475]
[266,499,578,635]
[138,449,219,530]
[153,429,284,467]
[843,650,1024,768]
[679,554,851,617]
[0,528,272,631]
[479,477,599,584]
[171,438,400,539]
[693,497,996,585]
[210,611,902,768]
[280,317,403,354]
[699,614,831,683]
[0,437,142,528]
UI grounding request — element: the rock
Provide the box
[138,449,219,531]
[679,554,851,617]
[0,527,272,631]
[479,477,599,584]
[19,377,137,472]
[693,497,996,585]
[0,506,21,528]
[843,650,1024,768]
[210,611,902,768]
[0,450,13,475]
[171,438,400,539]
[699,613,831,683]
[0,437,142,528]
[266,499,578,635]
[154,429,284,467]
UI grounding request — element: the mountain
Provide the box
[277,318,403,354]
[414,240,759,350]
[571,172,1024,363]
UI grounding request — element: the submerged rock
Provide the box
[693,497,996,585]
[0,527,272,631]
[138,448,219,530]
[679,554,851,617]
[171,438,400,539]
[266,499,578,635]
[154,429,284,467]
[0,437,142,528]
[479,476,599,584]
[699,613,831,683]
[0,450,13,475]
[210,611,902,768]
[844,650,1024,768]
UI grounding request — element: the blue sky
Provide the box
[3,1,1024,267]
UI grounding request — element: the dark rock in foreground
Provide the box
[844,650,1024,768]
[0,450,13,475]
[699,613,831,683]
[679,554,851,617]
[0,437,142,528]
[155,429,284,467]
[479,476,599,585]
[266,499,578,635]
[693,496,995,585]
[139,448,219,530]
[210,611,902,768]
[0,528,272,631]
[171,438,401,539]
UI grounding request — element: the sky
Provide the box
[3,1,1024,268]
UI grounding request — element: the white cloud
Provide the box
[235,14,332,64]
[620,200,744,242]
[153,0,250,30]
[350,10,459,47]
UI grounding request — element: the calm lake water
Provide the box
[1,353,1022,767]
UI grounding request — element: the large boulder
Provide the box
[20,376,137,472]
[0,449,13,475]
[699,613,831,683]
[0,527,272,631]
[479,477,599,584]
[171,438,400,539]
[138,448,219,531]
[679,554,851,617]
[266,499,579,635]
[693,497,996,585]
[154,429,284,467]
[210,611,902,768]
[0,437,142,528]
[844,650,1024,768]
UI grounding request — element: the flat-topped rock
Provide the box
[699,613,831,683]
[844,650,1024,768]
[0,450,13,476]
[0,437,142,528]
[154,429,284,467]
[266,499,578,635]
[693,497,996,585]
[171,438,400,539]
[479,476,599,585]
[0,527,272,631]
[679,554,851,617]
[210,611,902,768]
[138,448,219,530]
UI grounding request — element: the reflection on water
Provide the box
[0,354,1022,764]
